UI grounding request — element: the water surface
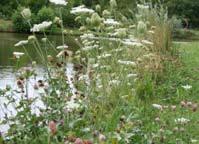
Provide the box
[0,32,78,133]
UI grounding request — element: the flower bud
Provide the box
[98,133,106,142]
[137,21,147,34]
[74,138,84,144]
[91,13,101,27]
[110,0,117,9]
[102,10,111,18]
[21,8,31,20]
[95,4,101,12]
[48,121,57,135]
[28,35,36,42]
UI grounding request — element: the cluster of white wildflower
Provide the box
[49,0,67,5]
[98,53,112,59]
[31,21,52,32]
[137,4,149,10]
[71,5,94,14]
[118,60,136,66]
[80,33,95,39]
[82,45,99,51]
[181,85,192,90]
[66,63,77,95]
[13,52,25,59]
[65,100,80,112]
[104,19,120,26]
[113,28,127,38]
[14,40,28,47]
[56,45,68,49]
[122,39,143,47]
[142,40,153,45]
[127,73,138,78]
[152,104,163,110]
[175,117,190,124]
[109,80,120,86]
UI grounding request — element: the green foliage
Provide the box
[12,8,30,33]
[37,6,55,23]
[25,0,48,13]
[165,0,199,27]
[0,0,18,19]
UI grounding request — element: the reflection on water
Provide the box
[0,32,78,66]
[0,32,78,134]
[0,66,46,134]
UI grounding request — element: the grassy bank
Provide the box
[174,29,199,41]
[1,2,199,144]
[0,19,13,32]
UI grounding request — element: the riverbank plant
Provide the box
[0,1,199,144]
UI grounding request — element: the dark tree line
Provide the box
[0,0,199,28]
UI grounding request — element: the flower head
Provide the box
[21,8,31,19]
[175,117,190,124]
[13,52,25,59]
[104,19,120,26]
[152,104,163,110]
[49,0,68,5]
[181,85,192,90]
[31,21,52,32]
[14,40,28,47]
[71,5,94,15]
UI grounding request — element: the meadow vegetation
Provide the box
[0,0,199,144]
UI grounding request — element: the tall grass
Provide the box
[0,1,198,144]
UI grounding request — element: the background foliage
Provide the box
[0,0,198,32]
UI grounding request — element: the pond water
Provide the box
[0,32,78,87]
[0,32,78,134]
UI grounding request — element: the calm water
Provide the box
[0,32,78,87]
[0,32,78,133]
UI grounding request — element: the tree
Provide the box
[164,0,199,27]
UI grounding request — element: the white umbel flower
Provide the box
[56,45,68,49]
[175,117,190,124]
[71,5,94,14]
[49,0,68,5]
[104,19,120,26]
[142,40,153,45]
[137,4,149,10]
[152,104,163,110]
[66,100,80,111]
[31,21,52,32]
[181,85,192,90]
[118,60,136,66]
[13,52,25,59]
[14,40,28,47]
[122,39,143,47]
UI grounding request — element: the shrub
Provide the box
[37,6,55,23]
[12,8,30,32]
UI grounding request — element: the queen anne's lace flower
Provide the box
[49,0,67,5]
[104,19,120,26]
[175,117,190,124]
[56,45,68,49]
[152,104,163,110]
[13,52,25,59]
[118,60,136,66]
[66,100,80,111]
[31,21,52,32]
[14,40,28,47]
[181,85,192,90]
[71,5,94,14]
